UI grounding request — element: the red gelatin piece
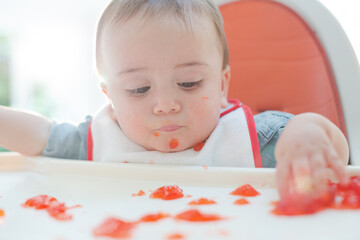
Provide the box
[167,233,185,239]
[230,184,260,197]
[188,198,216,205]
[93,217,137,239]
[234,198,249,205]
[131,190,146,197]
[175,209,223,222]
[139,212,170,222]
[22,195,58,209]
[169,139,179,149]
[150,185,184,200]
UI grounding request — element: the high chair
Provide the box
[218,0,360,165]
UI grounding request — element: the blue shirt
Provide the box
[42,111,293,167]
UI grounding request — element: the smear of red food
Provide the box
[188,198,216,205]
[272,175,360,215]
[93,217,136,239]
[139,212,170,222]
[22,195,57,209]
[131,190,146,197]
[175,209,223,222]
[331,175,360,209]
[169,139,179,149]
[153,132,160,137]
[167,233,185,239]
[22,195,79,221]
[46,201,73,221]
[150,185,184,200]
[234,198,249,205]
[193,142,205,151]
[230,184,260,197]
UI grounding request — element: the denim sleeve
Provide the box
[42,116,92,160]
[254,111,294,168]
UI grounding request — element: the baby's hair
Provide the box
[96,0,229,77]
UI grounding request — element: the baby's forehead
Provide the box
[104,9,213,36]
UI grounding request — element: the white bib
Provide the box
[87,100,262,167]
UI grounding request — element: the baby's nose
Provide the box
[153,97,181,115]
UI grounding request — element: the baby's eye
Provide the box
[177,80,202,89]
[127,86,151,96]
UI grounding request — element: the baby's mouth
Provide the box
[158,124,182,132]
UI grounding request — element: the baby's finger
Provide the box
[276,159,291,198]
[309,152,328,193]
[291,157,312,194]
[326,148,348,184]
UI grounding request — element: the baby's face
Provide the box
[101,15,230,152]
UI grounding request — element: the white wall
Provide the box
[0,0,110,123]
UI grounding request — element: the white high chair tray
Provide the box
[0,153,360,240]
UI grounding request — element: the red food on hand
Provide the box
[93,217,137,239]
[230,184,260,197]
[333,176,360,209]
[272,175,360,215]
[150,185,184,200]
[139,212,170,222]
[175,209,223,222]
[272,190,335,216]
[188,198,216,205]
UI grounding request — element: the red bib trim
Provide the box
[87,120,93,161]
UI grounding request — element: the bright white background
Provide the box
[0,0,359,123]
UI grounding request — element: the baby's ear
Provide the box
[221,65,231,108]
[100,81,109,98]
[100,82,117,122]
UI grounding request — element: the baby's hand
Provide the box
[274,113,349,198]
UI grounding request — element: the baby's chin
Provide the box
[146,144,189,153]
[145,140,195,153]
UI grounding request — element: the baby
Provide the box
[0,0,349,199]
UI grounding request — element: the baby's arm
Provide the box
[274,112,349,197]
[0,105,51,156]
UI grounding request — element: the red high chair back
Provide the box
[219,0,346,136]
